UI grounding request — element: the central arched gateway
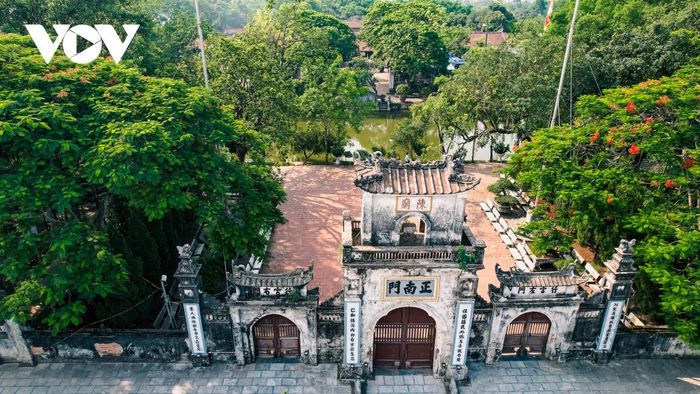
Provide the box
[502,312,551,357]
[253,315,300,359]
[373,307,436,369]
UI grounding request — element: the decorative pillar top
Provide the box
[604,239,636,275]
[175,243,200,278]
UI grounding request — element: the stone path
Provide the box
[461,163,515,300]
[462,358,700,393]
[0,358,699,393]
[0,361,350,394]
[366,370,446,394]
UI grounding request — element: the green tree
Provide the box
[505,60,700,346]
[391,118,427,158]
[298,58,371,162]
[412,43,557,159]
[0,34,284,331]
[362,0,448,89]
[208,35,298,157]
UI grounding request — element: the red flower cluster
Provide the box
[682,157,696,169]
[645,117,654,124]
[656,96,670,106]
[606,196,613,204]
[625,102,637,113]
[590,130,600,143]
[664,179,676,188]
[512,144,519,152]
[628,144,641,155]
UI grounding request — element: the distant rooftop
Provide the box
[468,31,509,47]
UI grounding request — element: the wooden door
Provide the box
[373,308,435,369]
[502,312,550,356]
[253,315,300,359]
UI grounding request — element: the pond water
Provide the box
[292,112,517,163]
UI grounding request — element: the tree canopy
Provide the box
[504,60,700,346]
[0,34,284,331]
[362,0,449,90]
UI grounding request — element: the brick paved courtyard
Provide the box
[1,358,698,393]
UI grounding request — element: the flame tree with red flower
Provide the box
[505,60,700,347]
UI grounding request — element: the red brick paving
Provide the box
[264,163,515,303]
[463,163,516,300]
[263,166,361,302]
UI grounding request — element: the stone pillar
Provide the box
[595,239,638,363]
[174,243,211,367]
[1,320,34,366]
[448,299,475,381]
[341,298,363,379]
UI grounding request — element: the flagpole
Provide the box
[532,0,581,213]
[550,0,580,128]
[194,0,210,88]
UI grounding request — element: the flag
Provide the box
[544,0,555,29]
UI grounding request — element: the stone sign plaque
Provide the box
[259,286,293,296]
[344,300,361,365]
[597,299,624,352]
[503,285,565,298]
[184,303,207,355]
[395,196,432,212]
[451,300,475,366]
[382,277,439,301]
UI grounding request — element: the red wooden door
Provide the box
[502,312,550,356]
[373,308,435,369]
[253,315,300,359]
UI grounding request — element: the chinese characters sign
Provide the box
[451,300,475,366]
[596,300,624,352]
[382,277,439,301]
[504,285,563,298]
[184,303,207,355]
[259,286,293,296]
[344,300,361,365]
[395,196,432,212]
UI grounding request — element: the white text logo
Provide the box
[24,24,139,64]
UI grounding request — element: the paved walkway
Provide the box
[366,370,445,394]
[0,362,350,394]
[462,358,700,393]
[0,358,698,393]
[461,163,515,300]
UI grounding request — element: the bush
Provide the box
[488,179,519,195]
[495,194,518,206]
[331,144,346,158]
[357,149,371,160]
[396,83,410,96]
[343,150,353,158]
[493,142,509,155]
[419,86,434,97]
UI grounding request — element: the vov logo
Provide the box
[24,24,139,64]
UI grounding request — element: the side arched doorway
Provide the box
[373,307,435,369]
[502,312,551,357]
[253,315,300,359]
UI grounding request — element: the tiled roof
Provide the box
[496,265,587,288]
[354,155,480,195]
[468,31,509,47]
[228,266,313,288]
